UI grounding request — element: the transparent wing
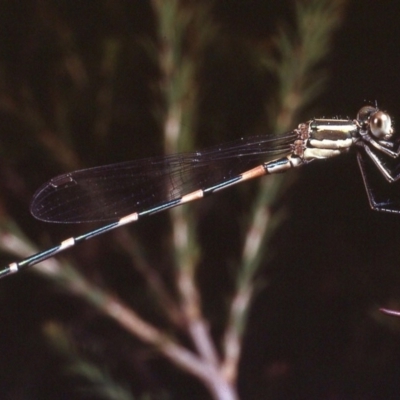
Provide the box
[31,133,296,223]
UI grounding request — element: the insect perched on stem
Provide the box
[1,105,399,279]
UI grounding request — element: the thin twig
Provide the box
[113,228,185,328]
[221,0,348,384]
[152,1,235,398]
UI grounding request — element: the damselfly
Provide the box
[1,105,399,279]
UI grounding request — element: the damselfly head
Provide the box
[357,105,394,140]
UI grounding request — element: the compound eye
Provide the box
[357,105,376,123]
[369,111,393,139]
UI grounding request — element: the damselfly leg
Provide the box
[354,105,400,212]
[357,151,400,213]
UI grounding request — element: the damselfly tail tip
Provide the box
[0,264,15,279]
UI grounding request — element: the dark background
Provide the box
[0,1,400,399]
